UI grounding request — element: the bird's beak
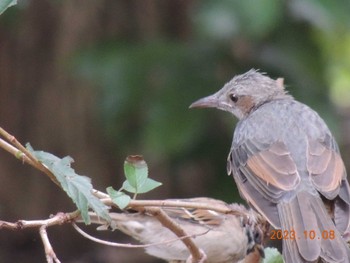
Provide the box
[189,93,219,109]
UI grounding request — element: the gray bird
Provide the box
[190,70,350,263]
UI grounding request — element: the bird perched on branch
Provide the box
[190,69,350,263]
[105,197,267,263]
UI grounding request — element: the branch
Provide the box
[40,226,61,263]
[0,211,80,263]
[0,127,60,187]
[0,127,234,217]
[129,199,233,214]
[0,126,234,263]
[0,211,80,230]
[92,191,238,216]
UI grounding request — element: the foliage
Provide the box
[106,187,130,210]
[107,155,162,209]
[27,144,110,224]
[27,144,162,220]
[122,155,162,194]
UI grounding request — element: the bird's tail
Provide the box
[278,191,350,263]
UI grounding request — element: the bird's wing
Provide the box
[307,137,345,198]
[229,139,300,199]
[307,136,350,233]
[229,128,350,232]
[228,138,301,228]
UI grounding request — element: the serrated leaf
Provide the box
[0,0,16,15]
[263,247,283,263]
[106,186,131,209]
[122,178,162,194]
[27,144,110,224]
[124,155,148,191]
[122,155,162,194]
[122,180,137,193]
[137,178,162,193]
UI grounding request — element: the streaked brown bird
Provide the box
[104,198,267,263]
[190,70,350,263]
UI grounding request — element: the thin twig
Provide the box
[0,127,60,187]
[0,211,80,230]
[0,138,34,165]
[131,200,232,214]
[98,196,236,215]
[0,211,80,263]
[40,226,61,263]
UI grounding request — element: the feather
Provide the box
[308,140,344,197]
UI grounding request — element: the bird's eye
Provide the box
[229,93,238,103]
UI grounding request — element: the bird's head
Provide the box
[190,69,290,119]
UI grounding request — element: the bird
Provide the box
[101,197,268,263]
[190,69,350,263]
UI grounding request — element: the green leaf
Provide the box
[27,144,110,224]
[122,178,162,194]
[123,155,148,191]
[136,178,162,193]
[121,180,137,193]
[106,186,131,209]
[124,162,147,188]
[122,155,162,194]
[0,0,16,15]
[263,247,283,263]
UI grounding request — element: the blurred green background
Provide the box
[1,0,350,262]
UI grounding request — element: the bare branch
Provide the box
[0,211,80,263]
[0,127,61,187]
[40,226,61,263]
[0,137,33,164]
[130,199,232,214]
[0,211,80,230]
[98,196,239,215]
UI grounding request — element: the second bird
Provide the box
[190,69,350,263]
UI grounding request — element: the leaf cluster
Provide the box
[107,155,162,209]
[28,145,161,223]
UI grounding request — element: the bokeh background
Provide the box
[1,0,350,262]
